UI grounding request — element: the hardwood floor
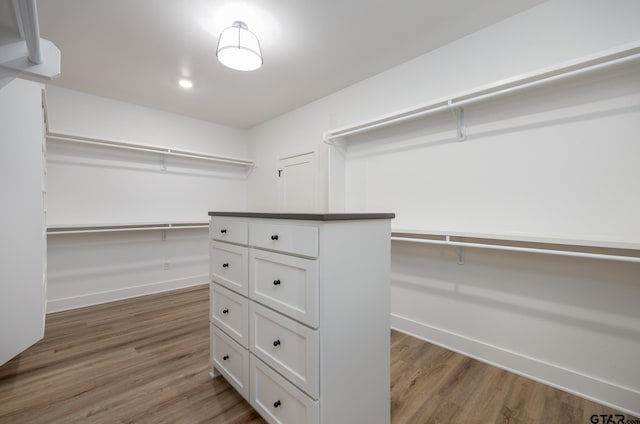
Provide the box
[0,285,634,424]
[0,285,262,424]
[389,332,635,423]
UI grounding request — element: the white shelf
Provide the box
[392,228,640,251]
[324,41,640,147]
[46,132,255,169]
[47,221,209,236]
[392,229,640,264]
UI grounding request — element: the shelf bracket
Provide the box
[448,101,466,141]
[456,246,465,265]
[161,155,167,171]
[163,224,174,241]
[323,133,347,157]
[446,235,465,264]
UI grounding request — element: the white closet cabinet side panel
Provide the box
[318,219,391,424]
[0,78,46,365]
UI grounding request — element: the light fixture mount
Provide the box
[232,20,248,30]
[216,20,263,72]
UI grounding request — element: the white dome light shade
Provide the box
[216,21,263,71]
[178,78,193,88]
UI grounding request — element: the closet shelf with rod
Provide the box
[48,222,208,240]
[47,132,255,169]
[391,229,640,265]
[323,41,640,150]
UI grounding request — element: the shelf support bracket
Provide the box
[456,246,465,265]
[448,101,466,141]
[162,224,174,242]
[446,235,465,265]
[323,133,347,157]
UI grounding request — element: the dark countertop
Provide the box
[208,212,395,221]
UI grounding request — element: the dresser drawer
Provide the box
[250,302,319,399]
[210,218,248,245]
[210,283,249,348]
[250,354,319,424]
[210,241,249,296]
[250,249,319,328]
[249,222,318,258]
[211,325,249,400]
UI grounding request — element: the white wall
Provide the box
[45,86,248,225]
[247,105,332,212]
[45,86,249,311]
[45,85,246,156]
[246,0,640,415]
[344,63,640,243]
[47,229,209,312]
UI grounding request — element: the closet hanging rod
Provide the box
[47,133,255,167]
[390,236,640,264]
[450,52,640,109]
[48,224,208,235]
[324,45,640,142]
[327,104,451,140]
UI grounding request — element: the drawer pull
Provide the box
[271,234,279,240]
[273,400,281,408]
[273,339,281,347]
[273,279,281,286]
[222,308,229,314]
[222,263,229,268]
[223,355,229,361]
[220,229,227,234]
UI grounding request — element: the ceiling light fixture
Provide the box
[216,21,263,71]
[178,78,193,89]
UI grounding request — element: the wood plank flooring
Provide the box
[0,285,634,423]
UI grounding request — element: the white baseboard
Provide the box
[391,313,640,417]
[46,275,208,313]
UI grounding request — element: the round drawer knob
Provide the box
[222,263,229,268]
[273,339,281,347]
[271,235,279,240]
[220,229,227,233]
[223,355,229,361]
[273,400,281,408]
[273,279,281,286]
[222,308,229,314]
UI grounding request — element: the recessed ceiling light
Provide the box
[178,78,193,89]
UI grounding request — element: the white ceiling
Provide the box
[37,0,545,129]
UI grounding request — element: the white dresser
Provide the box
[208,212,394,424]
